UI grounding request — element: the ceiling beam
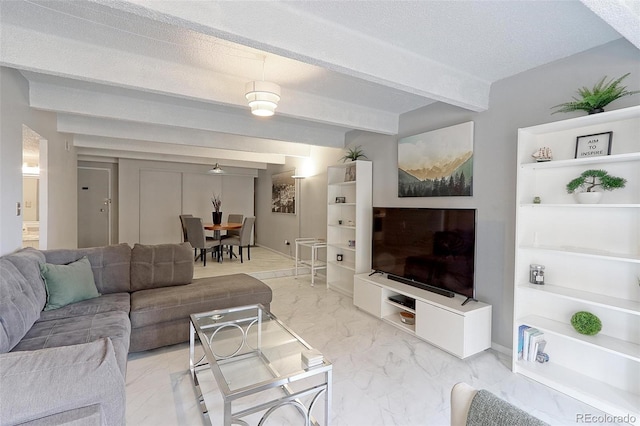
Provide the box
[57,114,314,159]
[24,73,349,147]
[76,147,266,171]
[580,0,640,49]
[56,113,318,159]
[0,9,399,136]
[109,0,490,111]
[73,135,286,165]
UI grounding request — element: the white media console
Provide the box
[353,273,492,359]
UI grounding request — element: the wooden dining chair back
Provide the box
[183,217,220,266]
[225,216,255,263]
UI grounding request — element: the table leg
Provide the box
[326,369,332,426]
[310,245,316,286]
[295,241,299,277]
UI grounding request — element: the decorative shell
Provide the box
[532,147,553,162]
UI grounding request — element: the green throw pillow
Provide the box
[41,256,100,311]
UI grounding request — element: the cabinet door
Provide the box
[415,301,464,357]
[353,277,382,317]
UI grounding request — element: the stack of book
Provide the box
[518,325,547,362]
[301,349,324,368]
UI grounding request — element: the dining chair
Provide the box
[183,217,221,266]
[225,214,244,239]
[224,216,255,263]
[179,214,197,258]
[221,213,243,259]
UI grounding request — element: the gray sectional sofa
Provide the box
[0,242,272,425]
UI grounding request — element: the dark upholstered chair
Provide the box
[225,216,255,263]
[183,217,221,266]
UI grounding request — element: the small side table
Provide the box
[295,238,327,285]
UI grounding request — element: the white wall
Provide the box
[345,38,640,350]
[118,158,257,244]
[255,146,342,257]
[0,67,77,255]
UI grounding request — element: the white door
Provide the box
[78,168,110,248]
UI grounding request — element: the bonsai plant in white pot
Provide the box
[566,169,626,204]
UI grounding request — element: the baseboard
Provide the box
[254,243,295,259]
[490,342,511,357]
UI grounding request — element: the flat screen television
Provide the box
[372,207,476,301]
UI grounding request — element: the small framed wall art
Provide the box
[575,132,612,159]
[344,165,356,182]
[335,196,346,203]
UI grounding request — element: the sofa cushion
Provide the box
[130,242,194,291]
[41,257,101,311]
[43,244,131,294]
[12,311,131,375]
[2,247,47,309]
[0,338,125,426]
[466,389,548,426]
[19,404,103,426]
[130,273,272,328]
[0,259,44,353]
[39,293,130,322]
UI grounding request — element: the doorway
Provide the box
[77,167,111,248]
[22,125,43,249]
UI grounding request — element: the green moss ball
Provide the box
[571,311,602,336]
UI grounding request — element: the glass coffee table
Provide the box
[189,304,332,426]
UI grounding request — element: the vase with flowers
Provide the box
[211,194,222,224]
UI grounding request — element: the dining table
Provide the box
[203,222,242,262]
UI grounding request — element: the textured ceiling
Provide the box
[1,0,635,169]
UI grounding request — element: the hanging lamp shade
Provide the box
[207,163,224,174]
[245,81,281,117]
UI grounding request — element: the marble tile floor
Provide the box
[192,246,302,280]
[127,255,612,425]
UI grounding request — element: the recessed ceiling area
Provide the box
[1,0,636,169]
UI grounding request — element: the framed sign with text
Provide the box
[575,132,612,159]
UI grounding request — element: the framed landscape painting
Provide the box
[271,170,296,214]
[398,121,474,197]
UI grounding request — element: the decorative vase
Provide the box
[212,211,222,225]
[575,192,603,204]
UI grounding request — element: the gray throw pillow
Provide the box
[41,257,101,311]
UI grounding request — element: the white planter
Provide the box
[575,192,603,204]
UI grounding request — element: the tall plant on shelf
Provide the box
[551,73,640,115]
[340,145,368,162]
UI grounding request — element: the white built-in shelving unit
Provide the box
[326,161,372,296]
[513,105,640,423]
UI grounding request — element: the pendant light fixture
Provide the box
[245,57,280,117]
[207,163,224,174]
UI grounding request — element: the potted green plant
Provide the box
[211,194,222,224]
[340,145,368,162]
[551,73,640,115]
[566,169,626,204]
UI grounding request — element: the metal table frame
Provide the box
[189,304,332,426]
[295,238,327,285]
